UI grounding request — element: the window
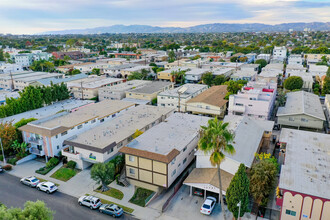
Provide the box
[128,136,133,142]
[183,158,187,164]
[91,119,96,123]
[178,163,181,167]
[171,158,176,165]
[289,117,294,121]
[85,121,88,124]
[129,168,135,175]
[61,131,67,136]
[235,103,243,106]
[117,142,123,148]
[301,118,308,122]
[77,125,83,129]
[100,119,105,122]
[248,104,253,107]
[183,147,187,152]
[55,135,58,139]
[129,156,135,162]
[171,169,176,177]
[152,122,156,126]
[206,106,210,110]
[258,115,263,118]
[112,114,116,118]
[57,145,59,150]
[285,210,296,216]
[108,148,113,154]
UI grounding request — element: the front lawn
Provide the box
[50,167,77,182]
[129,187,154,207]
[95,187,124,200]
[85,194,134,213]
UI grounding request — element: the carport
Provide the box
[183,168,233,202]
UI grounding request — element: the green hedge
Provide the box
[36,166,54,175]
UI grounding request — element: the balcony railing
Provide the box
[28,137,43,145]
[29,147,44,156]
[62,147,81,160]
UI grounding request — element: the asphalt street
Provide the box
[0,172,137,220]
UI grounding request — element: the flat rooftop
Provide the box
[196,115,274,168]
[279,128,330,199]
[123,113,210,162]
[35,100,135,129]
[67,77,123,89]
[99,80,151,92]
[264,63,283,71]
[0,71,63,82]
[277,91,325,120]
[64,105,174,151]
[187,85,228,107]
[0,91,20,101]
[159,67,190,74]
[185,68,209,76]
[158,84,208,99]
[122,65,150,72]
[129,81,173,94]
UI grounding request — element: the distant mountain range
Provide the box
[41,22,330,35]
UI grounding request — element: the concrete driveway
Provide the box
[161,184,229,220]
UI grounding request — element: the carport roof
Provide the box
[183,168,233,192]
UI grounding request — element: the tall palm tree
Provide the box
[198,117,235,219]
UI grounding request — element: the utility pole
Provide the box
[237,201,241,220]
[10,71,15,91]
[0,138,6,165]
[178,91,181,113]
[80,81,84,100]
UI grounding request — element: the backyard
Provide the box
[129,187,155,207]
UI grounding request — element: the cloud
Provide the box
[0,0,328,34]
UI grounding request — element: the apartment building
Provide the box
[0,63,23,74]
[121,66,152,79]
[228,81,277,120]
[230,70,257,82]
[52,51,85,60]
[157,67,190,82]
[115,53,142,59]
[184,115,274,200]
[277,91,326,130]
[288,55,303,65]
[277,129,330,220]
[0,91,20,105]
[19,100,135,159]
[120,113,210,192]
[103,64,139,77]
[256,54,271,62]
[73,62,111,73]
[186,85,228,117]
[0,71,64,90]
[185,69,210,83]
[272,46,287,61]
[157,84,208,112]
[98,80,152,101]
[67,76,125,99]
[126,81,174,101]
[305,54,330,65]
[62,105,174,169]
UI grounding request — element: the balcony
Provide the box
[62,147,81,160]
[28,137,43,145]
[29,147,44,156]
[231,104,245,113]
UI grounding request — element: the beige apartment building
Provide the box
[67,76,125,99]
[98,80,152,101]
[120,113,210,192]
[62,105,174,169]
[186,85,228,117]
[126,81,174,101]
[120,66,152,79]
[157,67,189,82]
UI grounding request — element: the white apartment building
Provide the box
[19,100,135,159]
[256,54,271,62]
[228,81,277,120]
[0,63,23,74]
[157,84,208,112]
[288,55,303,65]
[272,46,287,62]
[62,105,174,169]
[98,80,152,101]
[185,69,210,83]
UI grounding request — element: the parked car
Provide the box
[193,188,204,197]
[99,204,123,217]
[78,196,102,210]
[0,166,3,173]
[20,176,40,187]
[36,182,58,194]
[200,196,217,215]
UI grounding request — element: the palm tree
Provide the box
[198,117,235,219]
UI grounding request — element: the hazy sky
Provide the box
[0,0,329,34]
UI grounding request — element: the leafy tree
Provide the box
[171,69,186,84]
[277,89,286,107]
[68,69,81,75]
[91,162,115,191]
[202,72,214,87]
[128,69,151,80]
[230,57,238,62]
[249,159,277,207]
[0,121,18,153]
[198,117,235,218]
[91,68,101,76]
[214,75,226,85]
[322,76,330,95]
[0,49,5,61]
[132,129,144,139]
[168,50,176,63]
[226,163,250,219]
[0,200,54,220]
[224,80,247,94]
[284,76,303,91]
[11,140,28,159]
[255,59,267,68]
[14,118,37,128]
[327,67,330,78]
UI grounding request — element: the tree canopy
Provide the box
[283,76,303,91]
[226,163,250,219]
[255,59,267,68]
[91,162,115,192]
